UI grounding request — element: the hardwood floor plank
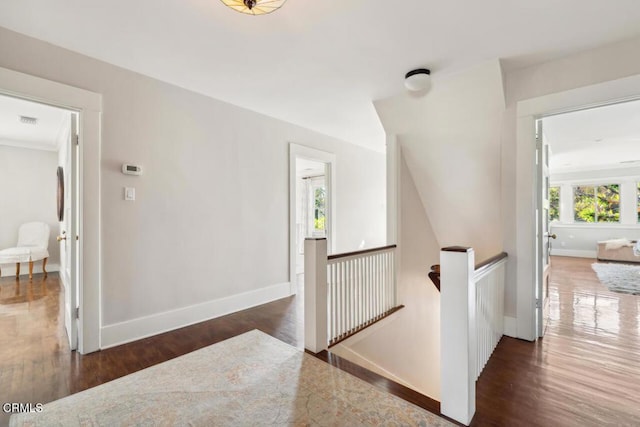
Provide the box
[2,257,639,426]
[473,256,640,426]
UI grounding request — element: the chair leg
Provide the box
[42,257,48,278]
[16,263,20,279]
[29,261,33,281]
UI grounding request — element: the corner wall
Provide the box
[0,145,59,276]
[332,152,441,399]
[375,60,506,261]
[0,26,386,347]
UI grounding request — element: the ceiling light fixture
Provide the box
[18,115,38,125]
[220,0,287,15]
[404,68,431,93]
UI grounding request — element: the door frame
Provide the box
[0,66,102,354]
[535,118,552,338]
[515,73,640,341]
[289,143,336,294]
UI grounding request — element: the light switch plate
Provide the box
[124,187,135,201]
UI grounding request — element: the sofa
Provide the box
[596,239,640,263]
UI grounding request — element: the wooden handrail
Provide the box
[328,244,397,260]
[474,252,508,276]
[428,251,508,291]
[428,264,440,291]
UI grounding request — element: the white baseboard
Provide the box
[0,262,60,278]
[503,315,517,338]
[550,249,596,258]
[100,282,292,349]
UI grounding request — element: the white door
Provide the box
[536,119,554,338]
[60,113,79,350]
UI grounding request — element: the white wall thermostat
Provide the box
[122,164,143,176]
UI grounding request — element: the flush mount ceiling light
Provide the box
[220,0,287,15]
[404,68,431,92]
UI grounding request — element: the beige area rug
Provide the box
[11,330,452,426]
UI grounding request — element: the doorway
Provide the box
[289,143,336,294]
[295,158,328,282]
[536,98,640,337]
[0,94,80,350]
[517,74,640,341]
[0,65,102,354]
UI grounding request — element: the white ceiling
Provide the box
[0,95,70,151]
[544,99,640,172]
[2,1,640,151]
[296,158,325,177]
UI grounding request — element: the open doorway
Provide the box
[536,98,640,337]
[294,158,328,286]
[0,94,80,351]
[289,143,336,294]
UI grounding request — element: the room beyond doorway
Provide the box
[0,93,80,351]
[295,158,328,279]
[0,65,102,354]
[536,99,640,335]
[288,143,336,293]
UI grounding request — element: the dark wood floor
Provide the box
[473,256,640,426]
[0,273,439,426]
[2,258,639,426]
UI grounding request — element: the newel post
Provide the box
[304,238,328,353]
[440,246,476,426]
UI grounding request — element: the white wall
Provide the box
[550,225,640,257]
[332,153,442,399]
[0,26,386,345]
[375,60,506,261]
[502,35,640,318]
[0,145,59,276]
[337,60,507,398]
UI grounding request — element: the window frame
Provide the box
[572,183,621,224]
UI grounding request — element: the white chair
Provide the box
[0,222,50,280]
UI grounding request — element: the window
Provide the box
[314,187,326,233]
[549,186,560,222]
[573,184,620,223]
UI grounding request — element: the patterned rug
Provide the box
[11,330,452,426]
[592,263,640,295]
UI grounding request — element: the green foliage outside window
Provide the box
[314,187,326,231]
[549,187,560,221]
[574,184,620,223]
